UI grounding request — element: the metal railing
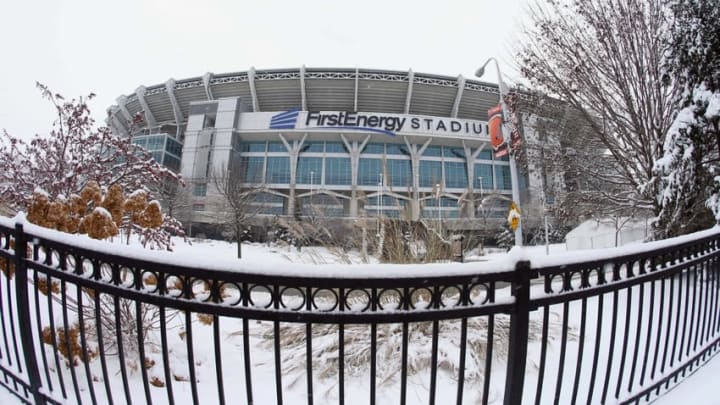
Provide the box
[0,216,718,405]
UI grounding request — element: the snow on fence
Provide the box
[0,216,719,405]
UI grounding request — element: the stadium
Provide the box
[108,67,549,236]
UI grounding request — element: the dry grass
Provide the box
[251,299,572,390]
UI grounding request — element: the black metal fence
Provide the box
[0,216,719,405]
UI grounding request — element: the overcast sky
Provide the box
[0,0,530,141]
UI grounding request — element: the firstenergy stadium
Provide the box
[107,67,547,234]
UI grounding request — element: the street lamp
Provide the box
[435,183,442,236]
[310,170,314,213]
[476,57,523,247]
[377,173,383,236]
[476,176,485,223]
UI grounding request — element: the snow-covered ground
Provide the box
[0,221,718,404]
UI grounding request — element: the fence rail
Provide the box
[0,216,719,405]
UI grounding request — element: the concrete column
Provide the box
[280,133,307,216]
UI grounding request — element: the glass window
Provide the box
[193,183,207,196]
[496,153,510,162]
[358,158,383,186]
[147,135,165,151]
[251,193,285,216]
[419,160,442,188]
[133,137,147,148]
[164,155,181,172]
[477,149,493,160]
[238,142,266,152]
[267,141,286,152]
[301,194,345,217]
[495,165,512,190]
[443,146,465,159]
[266,157,290,184]
[386,144,409,156]
[387,159,411,188]
[444,161,467,188]
[165,138,183,157]
[363,143,384,154]
[151,151,163,162]
[297,157,323,185]
[192,203,205,211]
[422,145,442,157]
[325,142,347,153]
[422,197,459,218]
[301,142,324,153]
[366,196,405,218]
[235,156,265,183]
[325,157,351,185]
[474,164,494,190]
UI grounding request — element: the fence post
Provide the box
[14,224,46,405]
[503,260,534,405]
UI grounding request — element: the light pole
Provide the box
[476,176,485,223]
[436,183,442,236]
[377,173,383,236]
[476,57,523,247]
[310,170,314,214]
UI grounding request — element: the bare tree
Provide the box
[212,160,261,259]
[153,181,192,224]
[517,0,680,231]
[516,92,646,227]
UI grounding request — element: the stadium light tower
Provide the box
[476,58,523,247]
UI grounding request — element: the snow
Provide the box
[93,206,112,219]
[564,218,649,250]
[3,213,517,279]
[32,187,49,198]
[653,351,720,404]
[1,214,719,404]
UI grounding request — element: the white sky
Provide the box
[0,0,530,141]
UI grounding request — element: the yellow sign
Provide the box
[507,202,521,231]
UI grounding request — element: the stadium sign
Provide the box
[259,110,488,138]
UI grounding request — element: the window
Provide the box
[193,183,207,196]
[301,142,324,153]
[495,165,512,190]
[325,142,347,153]
[297,157,323,185]
[387,159,411,188]
[133,137,147,148]
[422,145,441,157]
[477,149,493,160]
[385,144,409,156]
[419,161,442,188]
[235,156,264,183]
[267,141,286,152]
[358,158,382,186]
[203,114,216,128]
[164,155,181,172]
[422,197,459,219]
[444,161,467,188]
[363,143,384,154]
[146,135,165,151]
[238,142,266,153]
[366,196,405,218]
[474,164,494,190]
[443,147,465,159]
[251,193,285,215]
[266,157,290,184]
[192,203,205,211]
[151,151,163,163]
[165,138,183,157]
[325,158,351,185]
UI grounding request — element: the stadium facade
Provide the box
[108,67,552,233]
